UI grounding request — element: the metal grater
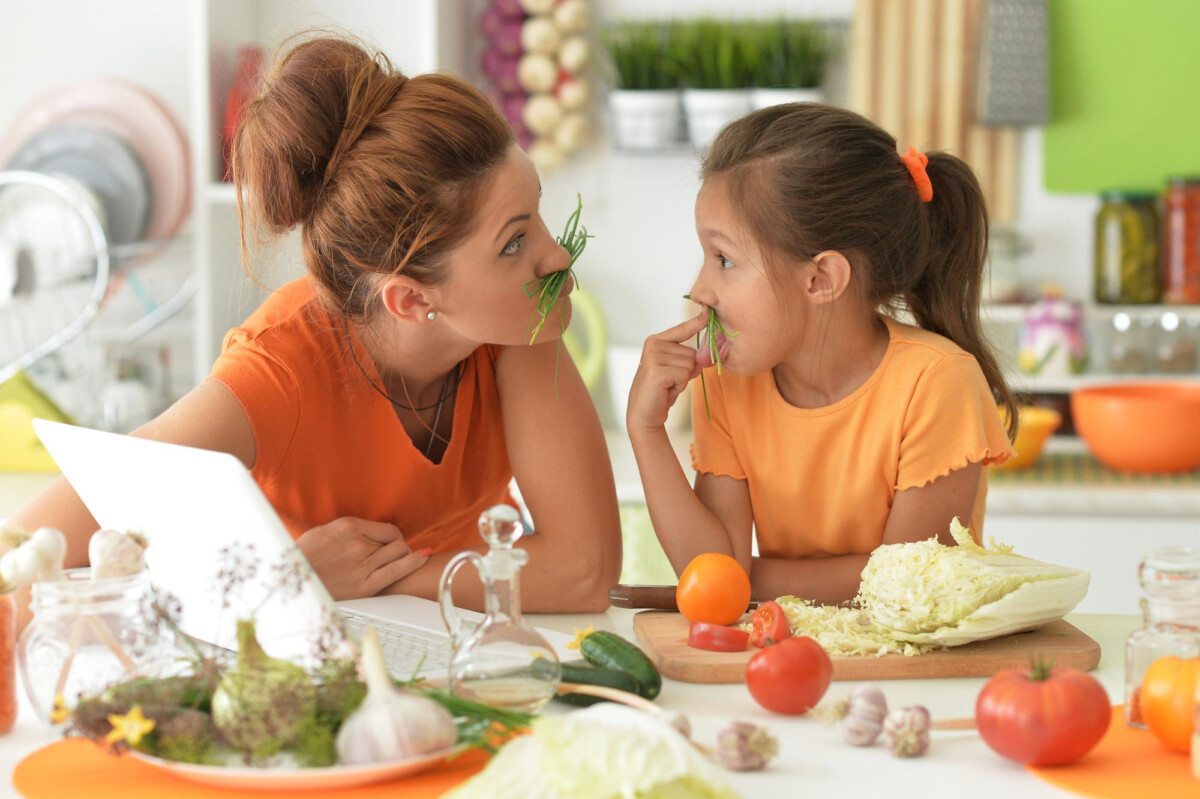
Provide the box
[977,0,1049,125]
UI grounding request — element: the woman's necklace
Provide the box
[344,324,464,457]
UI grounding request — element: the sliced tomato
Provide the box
[688,621,750,652]
[749,600,791,648]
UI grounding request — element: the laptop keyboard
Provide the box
[339,610,453,679]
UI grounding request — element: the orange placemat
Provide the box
[1028,706,1195,798]
[12,738,486,798]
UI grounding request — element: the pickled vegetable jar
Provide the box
[1094,191,1161,304]
[0,594,16,735]
[1163,177,1200,304]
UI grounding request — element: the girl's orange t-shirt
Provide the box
[209,277,514,553]
[691,315,1015,559]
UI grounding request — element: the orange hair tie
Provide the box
[900,146,933,202]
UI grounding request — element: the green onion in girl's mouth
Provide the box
[683,294,738,418]
[525,194,590,345]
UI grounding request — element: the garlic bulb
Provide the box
[841,685,888,746]
[554,0,589,34]
[883,705,931,758]
[518,53,558,94]
[519,0,554,14]
[558,78,590,111]
[554,113,589,152]
[335,628,457,765]
[520,16,560,55]
[717,721,779,771]
[88,529,148,579]
[0,527,67,587]
[523,94,563,137]
[527,139,566,173]
[559,37,590,73]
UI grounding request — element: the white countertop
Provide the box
[0,610,1142,798]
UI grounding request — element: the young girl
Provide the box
[627,103,1017,605]
[10,35,620,618]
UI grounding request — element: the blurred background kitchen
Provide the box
[0,0,1197,615]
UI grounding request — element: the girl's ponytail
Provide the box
[912,153,1017,439]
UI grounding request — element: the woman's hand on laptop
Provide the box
[295,517,431,600]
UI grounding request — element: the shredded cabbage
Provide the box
[752,519,1089,658]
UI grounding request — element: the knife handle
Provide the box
[608,584,679,610]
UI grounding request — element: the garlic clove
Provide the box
[883,705,931,758]
[335,628,457,766]
[717,721,779,771]
[89,529,148,580]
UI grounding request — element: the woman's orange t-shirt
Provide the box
[209,277,514,553]
[691,315,1014,559]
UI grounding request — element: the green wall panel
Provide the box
[1044,0,1200,193]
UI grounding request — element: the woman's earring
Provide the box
[426,310,437,321]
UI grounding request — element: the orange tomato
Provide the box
[1140,655,1200,753]
[676,553,752,625]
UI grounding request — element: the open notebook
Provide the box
[31,419,573,676]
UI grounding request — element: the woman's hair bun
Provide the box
[232,36,403,231]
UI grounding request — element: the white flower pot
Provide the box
[681,89,753,151]
[608,90,684,151]
[750,87,825,110]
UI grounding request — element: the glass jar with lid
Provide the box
[1094,191,1161,304]
[1155,311,1197,373]
[1125,547,1200,728]
[1106,312,1152,373]
[18,569,181,724]
[1163,177,1200,304]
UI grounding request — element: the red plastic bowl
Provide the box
[1071,383,1200,473]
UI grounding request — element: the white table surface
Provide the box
[0,610,1142,799]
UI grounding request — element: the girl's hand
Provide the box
[627,311,708,435]
[295,517,431,600]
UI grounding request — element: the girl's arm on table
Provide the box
[384,340,622,613]
[628,313,750,571]
[743,463,983,604]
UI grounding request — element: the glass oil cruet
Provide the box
[1125,546,1200,727]
[438,505,560,712]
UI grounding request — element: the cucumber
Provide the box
[580,631,662,700]
[553,659,643,707]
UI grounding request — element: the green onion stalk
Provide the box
[683,295,738,418]
[524,194,591,393]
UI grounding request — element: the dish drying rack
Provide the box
[0,170,194,428]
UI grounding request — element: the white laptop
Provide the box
[31,419,573,676]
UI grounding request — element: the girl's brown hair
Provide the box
[703,103,1017,439]
[232,35,513,321]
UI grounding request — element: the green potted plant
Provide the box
[674,19,754,150]
[747,19,831,110]
[603,22,684,151]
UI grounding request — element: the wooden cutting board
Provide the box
[633,611,1101,683]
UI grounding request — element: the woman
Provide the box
[9,35,621,618]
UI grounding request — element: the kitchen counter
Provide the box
[0,610,1144,798]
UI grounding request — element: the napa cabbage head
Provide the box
[857,518,1084,636]
[443,704,740,799]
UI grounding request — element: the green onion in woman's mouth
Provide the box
[525,194,590,345]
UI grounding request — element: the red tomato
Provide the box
[744,636,832,715]
[975,663,1111,766]
[676,553,752,626]
[688,621,750,652]
[749,601,791,648]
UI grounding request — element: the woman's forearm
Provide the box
[630,427,733,574]
[379,523,617,613]
[750,553,871,606]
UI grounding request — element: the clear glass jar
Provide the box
[18,569,180,724]
[1106,312,1152,373]
[1155,312,1197,373]
[1095,191,1161,304]
[1125,547,1200,727]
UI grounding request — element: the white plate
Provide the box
[127,744,467,792]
